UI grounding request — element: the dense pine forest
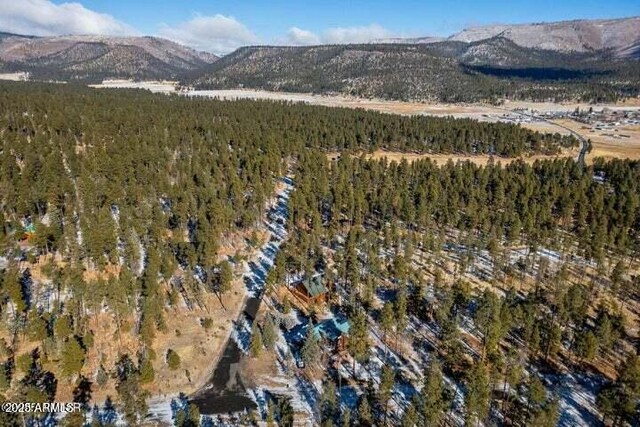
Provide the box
[275,153,640,426]
[0,82,638,426]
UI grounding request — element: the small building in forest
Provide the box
[312,316,350,353]
[291,274,328,305]
[21,219,36,241]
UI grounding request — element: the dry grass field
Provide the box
[551,119,640,161]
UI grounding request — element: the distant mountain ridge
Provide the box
[373,17,640,58]
[449,16,640,57]
[374,36,444,44]
[2,16,638,102]
[186,35,640,103]
[0,33,218,82]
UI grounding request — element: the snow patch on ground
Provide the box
[242,176,293,298]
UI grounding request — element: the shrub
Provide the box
[166,349,181,370]
[201,318,214,330]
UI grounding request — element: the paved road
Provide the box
[491,106,589,166]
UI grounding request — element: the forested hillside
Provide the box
[0,82,637,425]
[188,39,640,103]
[275,152,640,426]
[0,33,218,82]
[0,82,577,275]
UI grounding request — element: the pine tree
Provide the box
[380,301,394,350]
[262,315,277,351]
[401,400,419,427]
[266,401,275,426]
[530,398,560,427]
[166,349,181,370]
[378,364,395,424]
[219,261,233,298]
[357,395,373,427]
[279,396,295,427]
[61,337,85,379]
[465,362,490,426]
[348,309,369,379]
[527,375,547,416]
[250,322,263,358]
[27,312,48,343]
[610,260,626,292]
[475,290,503,361]
[5,266,26,313]
[139,357,155,384]
[574,329,598,361]
[320,380,337,423]
[282,296,292,314]
[340,407,351,427]
[395,291,408,350]
[597,353,640,425]
[420,360,447,426]
[114,355,148,426]
[301,325,320,368]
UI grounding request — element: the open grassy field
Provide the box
[94,82,638,117]
[551,119,640,161]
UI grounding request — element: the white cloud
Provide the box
[158,15,260,55]
[281,27,321,45]
[275,24,396,47]
[0,0,137,36]
[322,24,395,44]
[0,2,406,55]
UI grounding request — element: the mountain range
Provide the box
[186,37,640,103]
[376,17,640,58]
[185,17,640,102]
[448,16,640,57]
[1,16,638,102]
[0,33,218,82]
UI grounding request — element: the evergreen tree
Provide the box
[465,362,490,426]
[250,322,263,358]
[357,395,373,427]
[301,324,320,368]
[166,349,181,370]
[218,261,233,299]
[380,301,394,351]
[61,337,85,379]
[262,315,278,351]
[114,355,148,426]
[320,380,337,423]
[378,364,395,423]
[597,353,640,425]
[401,400,419,427]
[348,309,369,379]
[420,360,448,426]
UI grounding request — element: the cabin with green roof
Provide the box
[291,274,328,305]
[312,316,350,353]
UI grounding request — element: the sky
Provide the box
[0,0,638,55]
